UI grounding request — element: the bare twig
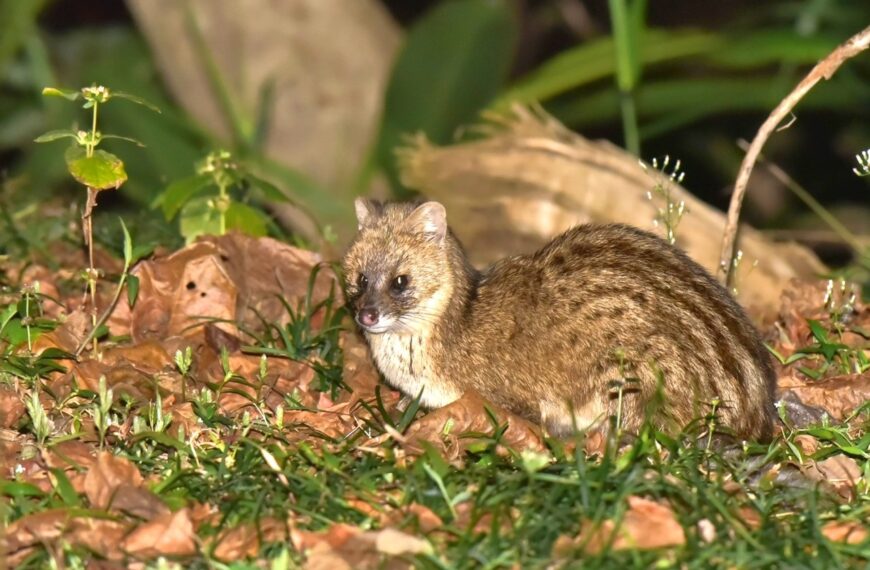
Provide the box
[83,186,99,355]
[717,25,870,285]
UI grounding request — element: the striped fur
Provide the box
[343,200,777,440]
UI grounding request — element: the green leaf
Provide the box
[64,146,127,190]
[0,319,35,346]
[127,274,140,309]
[550,76,861,137]
[100,134,145,147]
[155,174,212,220]
[179,196,221,243]
[0,480,45,498]
[120,218,133,267]
[0,303,18,338]
[711,30,841,68]
[496,28,721,108]
[41,86,80,101]
[245,173,290,203]
[49,468,81,507]
[807,320,829,343]
[37,347,74,360]
[374,0,517,191]
[226,202,268,237]
[110,91,162,114]
[608,0,642,91]
[33,129,79,143]
[130,431,186,450]
[253,157,346,231]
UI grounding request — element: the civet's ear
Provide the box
[354,198,381,230]
[403,201,447,243]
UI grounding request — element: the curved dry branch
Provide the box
[718,24,870,285]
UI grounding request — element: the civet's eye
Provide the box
[357,274,368,289]
[390,275,410,293]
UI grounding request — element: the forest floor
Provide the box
[1,232,869,569]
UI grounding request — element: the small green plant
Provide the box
[25,386,54,447]
[769,313,869,378]
[244,266,347,398]
[154,149,290,243]
[91,375,114,449]
[641,155,687,245]
[853,149,870,177]
[0,284,55,355]
[174,346,193,401]
[34,84,157,354]
[0,287,68,383]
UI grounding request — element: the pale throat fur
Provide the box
[364,282,463,408]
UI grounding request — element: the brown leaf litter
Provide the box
[553,496,686,556]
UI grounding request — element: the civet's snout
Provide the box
[356,306,379,328]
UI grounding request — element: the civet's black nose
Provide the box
[358,307,379,327]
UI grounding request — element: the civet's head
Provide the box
[342,199,453,335]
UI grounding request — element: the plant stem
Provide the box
[219,181,227,235]
[24,291,32,353]
[618,92,640,157]
[83,187,98,355]
[83,99,100,354]
[75,257,129,357]
[608,0,642,156]
[89,101,98,158]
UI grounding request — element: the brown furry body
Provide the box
[343,200,776,440]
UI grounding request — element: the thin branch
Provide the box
[717,24,870,285]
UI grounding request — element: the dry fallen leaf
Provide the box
[735,506,763,531]
[373,528,432,556]
[211,518,290,562]
[402,390,545,460]
[554,496,686,556]
[31,309,90,355]
[801,454,863,502]
[84,452,144,509]
[0,386,25,429]
[295,523,430,570]
[0,429,23,478]
[121,508,197,558]
[109,485,170,520]
[3,509,70,554]
[778,373,870,422]
[81,451,168,518]
[68,517,131,561]
[396,503,444,534]
[793,434,820,456]
[820,520,868,544]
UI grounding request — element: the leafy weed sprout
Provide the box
[154,149,291,243]
[35,84,157,355]
[25,386,54,447]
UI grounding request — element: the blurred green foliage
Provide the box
[367,0,517,195]
[0,0,868,269]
